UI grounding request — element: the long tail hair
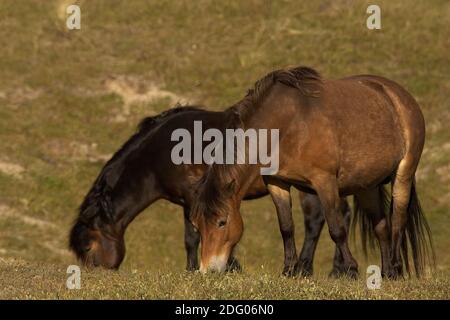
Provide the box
[352,182,435,277]
[351,185,390,257]
[403,181,435,277]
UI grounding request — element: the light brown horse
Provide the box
[191,66,434,278]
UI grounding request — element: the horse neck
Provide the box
[109,173,162,231]
[209,162,261,204]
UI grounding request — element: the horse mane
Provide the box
[236,66,322,121]
[77,104,204,225]
[190,105,248,221]
[252,65,321,100]
[193,66,322,221]
[137,105,204,132]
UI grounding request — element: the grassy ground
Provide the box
[0,257,448,299]
[0,0,449,299]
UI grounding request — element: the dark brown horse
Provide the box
[69,106,351,276]
[191,66,435,278]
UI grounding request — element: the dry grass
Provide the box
[1,258,448,300]
[0,0,449,299]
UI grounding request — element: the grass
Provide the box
[0,0,449,299]
[1,258,448,299]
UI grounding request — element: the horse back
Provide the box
[265,78,409,193]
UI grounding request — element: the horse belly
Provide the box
[335,102,403,193]
[337,154,398,195]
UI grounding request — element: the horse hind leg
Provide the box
[382,81,432,278]
[328,198,352,278]
[389,159,415,279]
[313,175,359,279]
[354,186,391,277]
[296,192,352,278]
[389,160,435,279]
[296,192,325,277]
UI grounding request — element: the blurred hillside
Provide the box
[0,0,448,299]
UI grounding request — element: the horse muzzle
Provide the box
[200,254,229,273]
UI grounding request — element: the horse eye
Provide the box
[218,219,227,228]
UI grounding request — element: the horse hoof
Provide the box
[385,271,398,280]
[225,257,242,273]
[328,268,350,279]
[385,269,403,280]
[329,267,358,279]
[298,269,313,278]
[328,269,343,278]
[293,260,313,278]
[294,267,313,278]
[385,262,404,280]
[282,266,298,277]
[186,264,199,272]
[347,267,359,279]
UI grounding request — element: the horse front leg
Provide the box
[265,179,297,276]
[314,176,358,279]
[184,206,200,271]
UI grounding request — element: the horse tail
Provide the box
[402,180,435,277]
[351,185,391,257]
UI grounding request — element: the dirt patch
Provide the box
[0,205,57,230]
[1,86,43,108]
[436,164,450,182]
[44,139,111,164]
[0,161,25,179]
[64,75,189,122]
[41,242,71,257]
[103,75,188,122]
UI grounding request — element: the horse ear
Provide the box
[99,187,115,222]
[225,179,237,196]
[80,204,97,222]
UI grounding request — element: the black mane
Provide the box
[77,105,204,225]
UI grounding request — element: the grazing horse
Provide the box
[69,106,351,276]
[191,66,434,278]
